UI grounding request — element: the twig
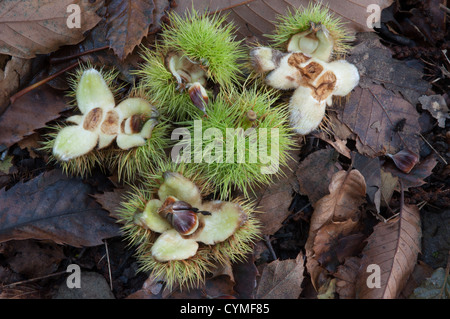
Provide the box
[440,3,450,14]
[10,61,79,104]
[417,133,448,164]
[49,45,110,64]
[104,239,113,292]
[1,270,67,288]
[264,235,277,261]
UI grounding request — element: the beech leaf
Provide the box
[305,169,366,289]
[106,0,156,60]
[0,85,69,149]
[356,204,422,299]
[255,252,305,299]
[0,170,121,247]
[0,0,102,58]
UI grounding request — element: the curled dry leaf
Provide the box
[305,169,366,290]
[356,204,421,299]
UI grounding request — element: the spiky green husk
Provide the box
[105,119,171,182]
[266,3,353,57]
[161,9,245,86]
[136,9,245,121]
[40,120,170,181]
[179,85,296,199]
[135,47,203,120]
[117,163,260,290]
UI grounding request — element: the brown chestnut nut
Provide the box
[158,196,210,236]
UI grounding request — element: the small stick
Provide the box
[417,133,448,164]
[10,61,79,104]
[264,235,277,261]
[49,45,110,64]
[1,270,67,288]
[104,239,113,292]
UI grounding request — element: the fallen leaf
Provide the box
[255,252,304,299]
[347,32,431,106]
[126,274,164,299]
[352,152,381,213]
[380,169,398,206]
[356,204,422,299]
[305,169,366,289]
[252,148,300,235]
[1,240,64,278]
[383,154,437,190]
[308,169,366,233]
[0,0,102,58]
[410,267,450,299]
[232,253,258,299]
[0,56,32,115]
[335,257,361,299]
[399,261,434,298]
[93,187,129,220]
[174,0,393,43]
[106,0,155,60]
[0,84,69,149]
[148,0,172,34]
[0,169,121,247]
[419,95,449,128]
[296,148,340,207]
[314,132,351,159]
[337,84,422,157]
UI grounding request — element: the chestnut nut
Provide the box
[158,196,211,236]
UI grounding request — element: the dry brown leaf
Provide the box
[174,0,393,43]
[0,56,32,115]
[352,152,381,213]
[314,132,351,159]
[255,252,304,299]
[418,95,449,128]
[309,169,366,232]
[0,169,120,247]
[106,0,155,60]
[0,84,69,149]
[93,187,129,220]
[232,254,258,299]
[335,256,361,299]
[0,0,102,58]
[251,148,299,235]
[338,83,422,158]
[305,169,366,289]
[380,169,398,206]
[356,204,421,299]
[347,32,431,106]
[296,148,340,207]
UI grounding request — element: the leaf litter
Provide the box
[0,0,448,300]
